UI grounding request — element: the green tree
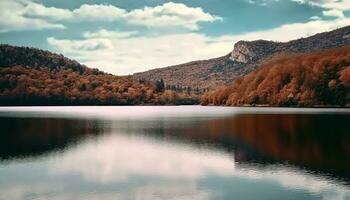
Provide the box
[155,79,165,93]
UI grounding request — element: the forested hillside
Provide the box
[0,45,199,105]
[134,25,350,91]
[202,45,350,107]
[3,26,350,107]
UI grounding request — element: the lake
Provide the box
[0,106,350,200]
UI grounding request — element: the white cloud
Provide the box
[71,4,126,22]
[124,2,222,30]
[0,0,65,32]
[48,17,350,75]
[247,0,280,6]
[22,1,73,21]
[322,9,345,18]
[0,0,220,32]
[310,16,321,20]
[47,36,113,52]
[293,0,350,11]
[83,29,138,39]
[296,0,348,19]
[69,2,221,29]
[48,33,234,75]
[71,2,221,30]
[228,16,350,41]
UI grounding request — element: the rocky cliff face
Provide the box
[231,42,255,63]
[230,40,280,63]
[230,26,350,65]
[134,25,350,91]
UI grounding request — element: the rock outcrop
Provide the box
[230,26,350,65]
[230,40,279,63]
[134,25,350,91]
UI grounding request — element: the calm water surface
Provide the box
[0,106,350,200]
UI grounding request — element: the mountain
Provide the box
[201,45,350,107]
[0,44,95,74]
[134,26,350,91]
[0,45,199,105]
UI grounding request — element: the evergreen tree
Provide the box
[155,79,165,92]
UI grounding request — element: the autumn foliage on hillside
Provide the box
[202,45,350,107]
[0,45,199,105]
[134,25,350,92]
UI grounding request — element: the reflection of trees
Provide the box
[150,114,350,181]
[1,113,349,181]
[0,117,104,159]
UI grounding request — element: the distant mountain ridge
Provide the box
[134,25,350,91]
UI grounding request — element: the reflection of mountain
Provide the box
[147,114,350,181]
[0,117,103,159]
[1,111,350,182]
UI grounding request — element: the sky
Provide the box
[0,0,350,75]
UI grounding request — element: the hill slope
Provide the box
[0,45,198,105]
[201,45,350,107]
[0,44,102,75]
[134,26,350,91]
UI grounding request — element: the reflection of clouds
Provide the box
[0,184,52,200]
[1,128,350,199]
[49,132,350,199]
[0,182,209,200]
[0,106,237,120]
[126,182,210,200]
[2,106,350,200]
[50,133,235,182]
[0,184,123,200]
[233,166,350,199]
[1,106,350,120]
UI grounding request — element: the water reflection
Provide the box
[0,107,349,200]
[155,114,350,181]
[0,117,101,160]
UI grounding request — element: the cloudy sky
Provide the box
[0,0,350,75]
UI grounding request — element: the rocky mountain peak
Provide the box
[230,25,350,65]
[230,41,254,63]
[230,40,281,63]
[134,25,350,91]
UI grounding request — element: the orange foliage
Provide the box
[0,45,199,105]
[202,45,350,107]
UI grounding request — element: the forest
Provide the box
[0,45,199,106]
[202,45,350,107]
[2,43,350,107]
[134,25,350,92]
